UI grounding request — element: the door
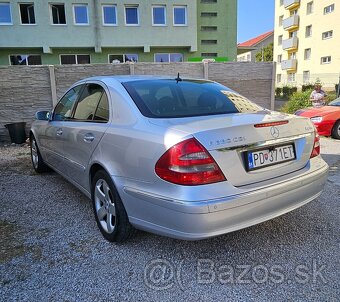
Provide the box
[61,82,110,188]
[38,85,83,171]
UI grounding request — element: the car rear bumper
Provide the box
[122,158,329,240]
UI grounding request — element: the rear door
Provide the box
[61,82,110,189]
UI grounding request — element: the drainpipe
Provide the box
[93,0,101,53]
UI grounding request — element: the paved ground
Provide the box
[0,138,339,302]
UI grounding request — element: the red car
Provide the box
[295,97,340,139]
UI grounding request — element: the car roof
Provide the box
[74,75,213,87]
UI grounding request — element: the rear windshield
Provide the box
[122,79,262,118]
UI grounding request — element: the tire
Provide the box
[91,170,135,242]
[331,120,340,140]
[30,135,50,173]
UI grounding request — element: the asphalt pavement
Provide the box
[0,138,339,301]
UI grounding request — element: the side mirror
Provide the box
[35,111,51,121]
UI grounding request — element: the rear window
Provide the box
[122,79,262,118]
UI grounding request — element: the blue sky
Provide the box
[237,0,275,43]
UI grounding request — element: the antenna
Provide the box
[175,72,182,83]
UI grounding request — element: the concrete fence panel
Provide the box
[0,62,275,142]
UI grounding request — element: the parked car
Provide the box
[30,76,329,242]
[295,97,340,139]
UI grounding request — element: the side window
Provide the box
[93,92,109,122]
[73,84,104,121]
[53,85,83,120]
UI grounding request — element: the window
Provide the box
[94,93,109,122]
[290,9,298,16]
[247,54,251,61]
[51,4,66,24]
[53,85,83,121]
[173,6,187,25]
[152,6,166,25]
[321,56,331,64]
[125,6,139,25]
[9,55,41,65]
[277,55,282,63]
[154,53,183,62]
[277,74,282,83]
[279,15,283,26]
[201,12,217,17]
[278,35,283,45]
[306,1,313,14]
[304,48,311,60]
[322,30,333,40]
[60,54,90,64]
[280,0,284,6]
[305,25,312,37]
[102,5,117,25]
[289,31,297,38]
[19,3,35,24]
[289,52,296,60]
[73,4,88,25]
[201,0,217,3]
[73,84,107,121]
[201,53,217,57]
[122,79,262,118]
[303,71,310,83]
[0,2,11,24]
[201,26,217,31]
[109,54,138,63]
[288,73,296,83]
[201,40,217,45]
[324,4,335,14]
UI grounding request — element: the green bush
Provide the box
[282,86,297,99]
[280,90,312,114]
[302,84,314,92]
[275,87,282,97]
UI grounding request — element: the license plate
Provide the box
[246,144,296,171]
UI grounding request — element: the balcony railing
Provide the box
[282,37,298,51]
[281,59,297,71]
[284,0,300,10]
[283,15,299,31]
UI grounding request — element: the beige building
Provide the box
[274,0,340,88]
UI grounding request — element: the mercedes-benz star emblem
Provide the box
[270,126,280,138]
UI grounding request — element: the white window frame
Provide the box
[324,4,335,15]
[277,54,282,64]
[305,25,312,37]
[59,54,91,65]
[50,3,67,26]
[288,73,296,83]
[108,54,138,63]
[303,71,310,83]
[73,4,89,25]
[154,53,183,63]
[173,6,187,26]
[322,30,333,40]
[320,56,331,64]
[124,5,139,26]
[278,35,283,45]
[0,2,12,25]
[304,48,311,60]
[8,54,42,65]
[102,4,117,26]
[152,5,166,26]
[306,1,313,14]
[277,74,282,83]
[278,15,283,26]
[18,3,36,25]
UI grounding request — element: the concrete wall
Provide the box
[0,62,275,142]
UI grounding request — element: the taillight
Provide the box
[155,138,226,185]
[310,131,320,158]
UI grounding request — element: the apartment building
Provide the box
[0,0,237,65]
[274,0,340,88]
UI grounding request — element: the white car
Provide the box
[30,76,329,242]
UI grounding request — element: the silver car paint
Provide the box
[31,76,329,240]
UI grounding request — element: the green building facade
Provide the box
[0,0,237,65]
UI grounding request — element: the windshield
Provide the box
[328,98,340,106]
[122,79,262,118]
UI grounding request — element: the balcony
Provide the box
[284,0,300,10]
[282,37,298,51]
[283,15,299,31]
[281,59,297,71]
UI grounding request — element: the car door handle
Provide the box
[56,128,63,136]
[84,133,95,143]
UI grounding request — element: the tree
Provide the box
[255,43,273,62]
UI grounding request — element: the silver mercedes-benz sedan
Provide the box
[30,76,328,242]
